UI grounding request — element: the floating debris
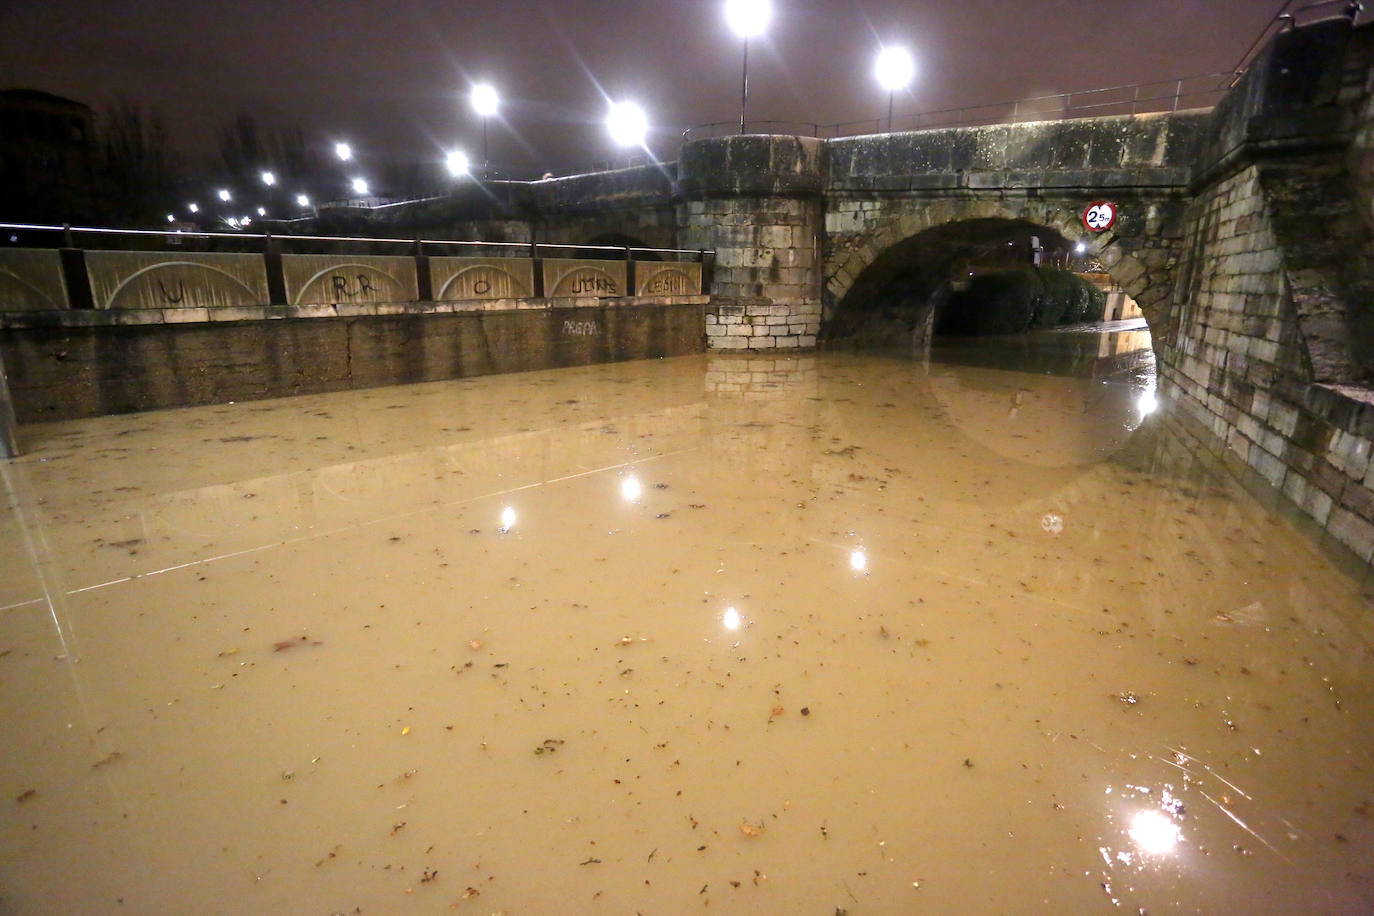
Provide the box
[92,751,123,769]
[273,636,323,652]
[1114,691,1140,706]
[15,789,36,804]
[533,738,565,756]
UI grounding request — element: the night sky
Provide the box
[0,0,1316,178]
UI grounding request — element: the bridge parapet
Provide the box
[826,112,1206,194]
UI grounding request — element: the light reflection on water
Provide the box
[1,326,1372,914]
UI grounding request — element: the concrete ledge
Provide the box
[1,298,709,421]
[0,295,710,329]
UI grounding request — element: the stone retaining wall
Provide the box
[1,296,706,423]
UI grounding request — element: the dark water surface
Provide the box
[2,327,1371,914]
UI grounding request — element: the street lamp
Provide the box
[470,83,500,173]
[260,170,276,186]
[874,45,915,132]
[295,193,311,207]
[446,149,471,177]
[334,141,353,162]
[351,177,369,196]
[217,188,232,202]
[606,101,648,148]
[724,0,771,134]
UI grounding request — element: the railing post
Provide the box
[532,242,545,298]
[414,237,433,301]
[264,232,287,305]
[0,344,20,459]
[624,246,635,298]
[1173,78,1183,112]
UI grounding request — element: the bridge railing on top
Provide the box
[682,72,1235,142]
[0,223,713,312]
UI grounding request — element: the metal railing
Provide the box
[682,73,1234,142]
[0,223,711,263]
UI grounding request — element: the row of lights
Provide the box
[169,1,915,226]
[168,81,649,227]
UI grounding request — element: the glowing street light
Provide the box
[166,213,176,223]
[256,206,267,216]
[217,188,232,202]
[187,202,199,214]
[470,83,500,172]
[295,193,311,207]
[445,149,471,177]
[606,100,648,148]
[874,45,915,132]
[334,141,353,161]
[724,0,771,134]
[351,177,369,196]
[260,170,276,186]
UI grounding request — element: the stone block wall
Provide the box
[1163,162,1374,563]
[703,297,819,349]
[678,136,826,352]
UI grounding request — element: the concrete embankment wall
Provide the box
[0,297,706,422]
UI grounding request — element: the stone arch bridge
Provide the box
[303,18,1374,562]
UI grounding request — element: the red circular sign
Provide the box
[1083,201,1117,233]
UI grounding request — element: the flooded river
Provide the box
[1,326,1372,914]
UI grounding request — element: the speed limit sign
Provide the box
[1083,201,1117,232]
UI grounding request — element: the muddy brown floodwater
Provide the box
[2,326,1373,915]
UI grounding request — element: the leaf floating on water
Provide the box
[533,738,566,756]
[92,751,123,769]
[15,788,36,804]
[273,636,322,652]
[460,886,480,899]
[578,857,601,866]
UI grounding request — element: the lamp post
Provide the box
[874,45,915,132]
[470,83,500,175]
[724,0,771,134]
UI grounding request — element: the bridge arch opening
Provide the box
[823,217,1133,349]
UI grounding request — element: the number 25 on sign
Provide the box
[1083,201,1117,233]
